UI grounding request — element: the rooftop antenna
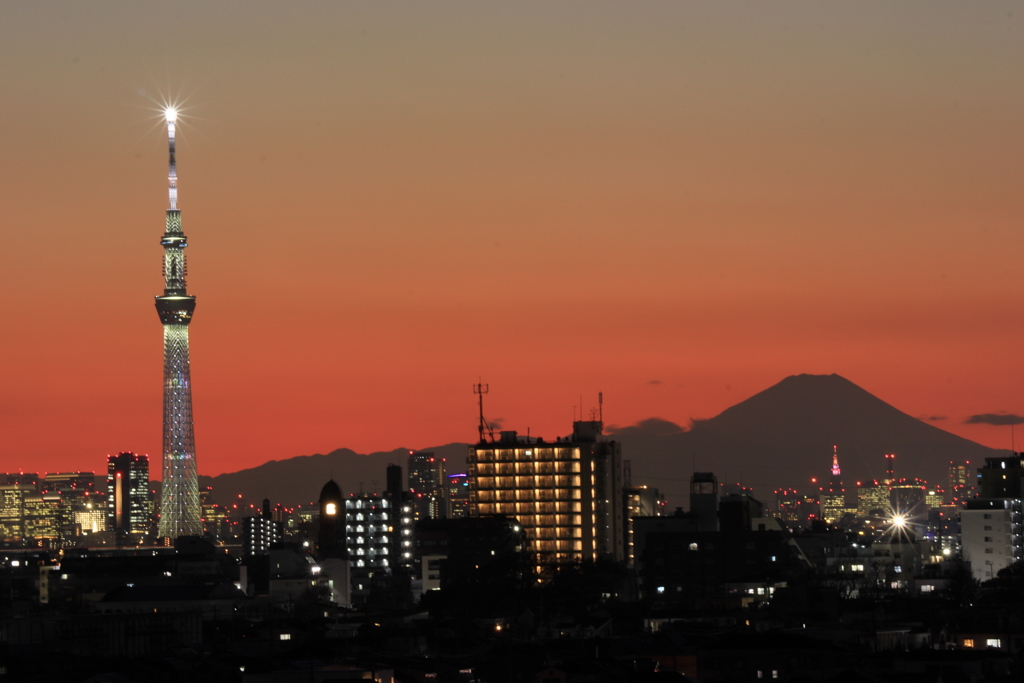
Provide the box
[599,392,603,422]
[473,382,491,443]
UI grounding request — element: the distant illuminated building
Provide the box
[925,488,945,510]
[106,452,152,541]
[201,503,230,542]
[820,446,846,525]
[243,499,282,558]
[0,485,32,543]
[948,460,974,506]
[408,451,445,519]
[74,504,106,535]
[889,478,928,516]
[23,493,62,546]
[857,481,890,518]
[883,453,896,485]
[446,473,470,519]
[468,420,624,568]
[4,473,39,490]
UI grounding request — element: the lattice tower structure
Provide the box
[155,109,201,538]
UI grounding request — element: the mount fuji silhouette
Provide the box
[198,374,1005,508]
[610,373,1005,504]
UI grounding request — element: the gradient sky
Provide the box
[1,2,1023,479]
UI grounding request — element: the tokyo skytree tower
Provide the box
[155,108,201,538]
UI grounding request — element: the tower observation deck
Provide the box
[155,108,201,538]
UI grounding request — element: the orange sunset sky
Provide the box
[1,2,1023,478]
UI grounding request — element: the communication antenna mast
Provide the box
[473,382,491,443]
[599,392,603,422]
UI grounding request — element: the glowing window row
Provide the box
[472,448,581,463]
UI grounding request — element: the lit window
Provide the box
[772,671,778,679]
[963,639,974,648]
[688,543,698,551]
[656,586,665,594]
[280,633,291,641]
[986,639,1001,648]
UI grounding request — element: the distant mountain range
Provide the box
[199,374,1005,508]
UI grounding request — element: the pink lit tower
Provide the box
[155,108,201,538]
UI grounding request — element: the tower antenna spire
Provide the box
[473,382,491,443]
[165,108,178,210]
[155,106,201,539]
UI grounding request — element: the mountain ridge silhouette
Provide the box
[198,374,1006,508]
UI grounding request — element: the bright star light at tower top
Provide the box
[164,107,178,123]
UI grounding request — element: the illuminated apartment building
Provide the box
[468,420,624,568]
[106,452,152,541]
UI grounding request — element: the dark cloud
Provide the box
[965,413,1024,426]
[648,380,662,385]
[488,417,505,430]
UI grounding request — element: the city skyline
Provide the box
[2,2,1023,478]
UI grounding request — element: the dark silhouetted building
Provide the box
[317,480,345,558]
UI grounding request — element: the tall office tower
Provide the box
[857,480,890,518]
[690,472,719,532]
[445,473,470,519]
[948,460,974,506]
[820,446,847,525]
[155,108,201,539]
[23,493,62,547]
[106,452,152,540]
[468,420,624,569]
[883,453,896,485]
[408,451,445,519]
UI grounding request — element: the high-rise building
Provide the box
[820,447,846,525]
[948,460,975,506]
[445,473,470,519]
[961,498,1022,581]
[408,451,445,519]
[5,473,39,490]
[468,420,624,569]
[155,108,201,539]
[0,485,32,543]
[977,455,1024,499]
[243,499,282,558]
[623,484,665,565]
[107,452,152,541]
[23,493,62,546]
[857,480,890,519]
[345,493,394,569]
